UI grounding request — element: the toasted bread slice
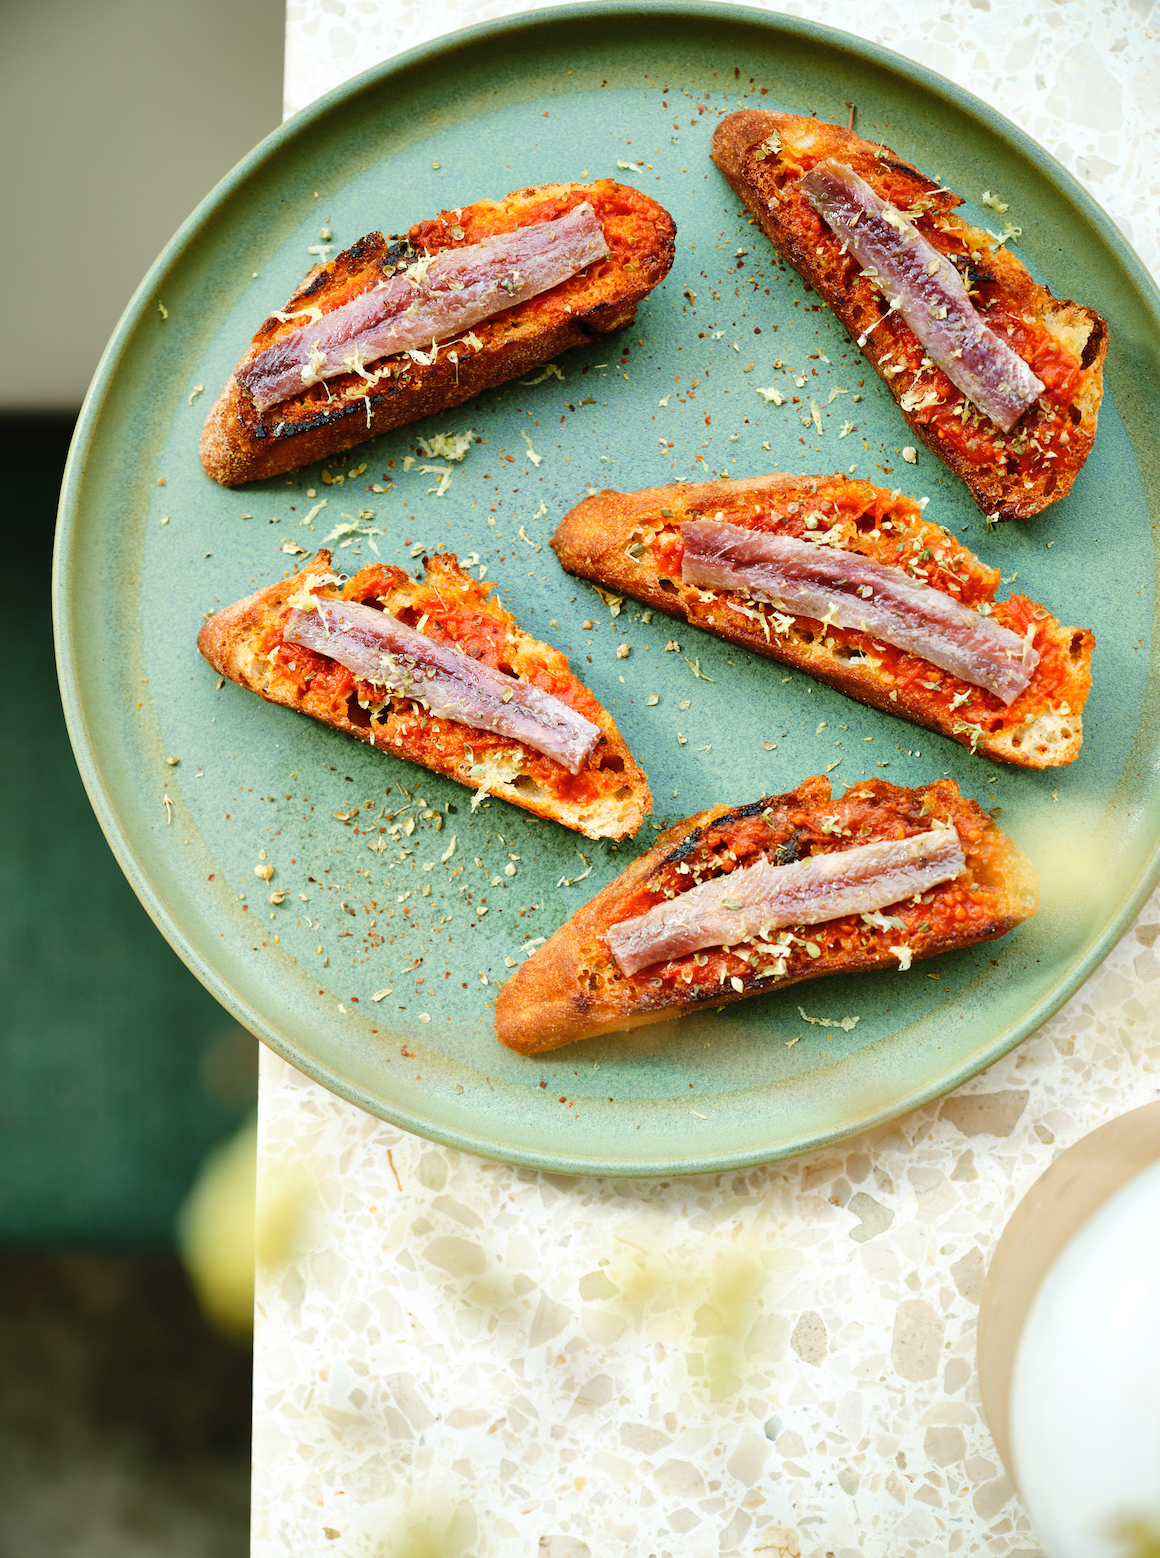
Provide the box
[201,180,676,486]
[496,776,1038,1054]
[712,111,1107,521]
[198,550,651,839]
[552,473,1093,768]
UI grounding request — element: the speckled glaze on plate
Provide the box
[54,3,1160,1175]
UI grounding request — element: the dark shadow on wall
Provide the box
[0,1254,252,1558]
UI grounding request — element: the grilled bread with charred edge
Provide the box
[552,473,1093,768]
[201,180,676,486]
[495,775,1037,1054]
[197,549,652,840]
[712,111,1107,521]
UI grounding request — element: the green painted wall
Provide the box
[1,418,257,1246]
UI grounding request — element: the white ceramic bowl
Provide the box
[1010,1157,1160,1556]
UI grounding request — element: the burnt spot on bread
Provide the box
[657,795,784,869]
[950,253,998,292]
[266,397,377,441]
[773,827,808,865]
[713,795,783,831]
[297,266,337,302]
[380,237,418,272]
[342,233,384,267]
[295,232,389,301]
[572,300,639,339]
[876,155,925,181]
[659,820,716,868]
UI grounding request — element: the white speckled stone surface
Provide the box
[255,4,1160,1554]
[283,0,1160,279]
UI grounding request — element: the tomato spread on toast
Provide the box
[197,550,652,840]
[496,776,1037,1053]
[712,111,1107,521]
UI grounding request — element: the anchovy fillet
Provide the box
[284,598,601,773]
[607,824,966,976]
[797,160,1044,431]
[238,204,609,412]
[681,519,1036,705]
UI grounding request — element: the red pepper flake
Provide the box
[207,874,215,881]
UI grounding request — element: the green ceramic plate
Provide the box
[55,4,1160,1175]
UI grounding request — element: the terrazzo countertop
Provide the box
[254,4,1160,1554]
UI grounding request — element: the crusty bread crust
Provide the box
[496,776,1038,1054]
[201,180,676,486]
[712,112,1107,521]
[551,473,1093,768]
[197,550,652,840]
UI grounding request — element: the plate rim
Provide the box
[53,0,1160,1175]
